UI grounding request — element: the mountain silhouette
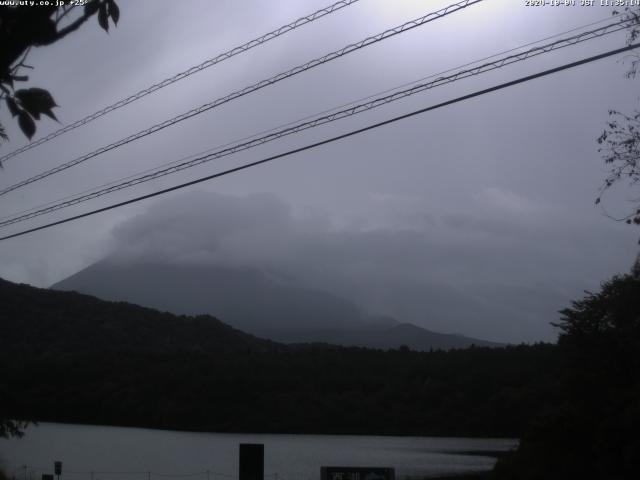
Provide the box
[52,259,499,350]
[1,277,277,356]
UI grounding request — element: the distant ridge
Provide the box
[0,276,554,438]
[52,259,500,350]
[286,322,502,350]
[0,277,279,356]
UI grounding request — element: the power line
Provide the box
[1,42,637,243]
[0,0,483,198]
[0,18,631,229]
[0,12,623,224]
[0,0,361,165]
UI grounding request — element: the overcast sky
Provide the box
[1,0,639,342]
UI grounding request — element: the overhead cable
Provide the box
[0,0,362,165]
[1,42,638,242]
[0,0,483,197]
[0,17,631,229]
[5,10,620,223]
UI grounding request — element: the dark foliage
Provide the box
[0,277,560,437]
[0,0,119,145]
[1,369,29,439]
[2,345,562,437]
[493,261,640,480]
[595,7,640,227]
[0,278,279,355]
[0,418,28,439]
[596,109,640,226]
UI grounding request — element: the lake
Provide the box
[0,423,516,480]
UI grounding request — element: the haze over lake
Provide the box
[0,423,516,480]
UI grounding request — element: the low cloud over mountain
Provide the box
[49,190,619,343]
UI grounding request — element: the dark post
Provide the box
[239,444,264,480]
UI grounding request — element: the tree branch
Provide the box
[37,9,95,46]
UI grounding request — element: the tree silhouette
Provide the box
[0,377,29,439]
[0,419,28,439]
[0,0,119,145]
[493,259,640,479]
[596,7,640,227]
[0,0,119,439]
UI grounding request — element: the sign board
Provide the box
[321,467,395,480]
[54,462,62,476]
[42,475,54,480]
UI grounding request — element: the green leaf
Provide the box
[98,3,109,32]
[17,111,36,140]
[107,0,120,25]
[6,97,20,117]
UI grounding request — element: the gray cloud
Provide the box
[104,189,634,343]
[1,0,639,344]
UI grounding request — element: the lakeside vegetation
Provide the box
[2,259,639,479]
[0,277,559,438]
[492,262,640,479]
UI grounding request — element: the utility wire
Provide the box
[1,42,638,243]
[0,0,483,198]
[0,18,631,229]
[0,12,623,224]
[0,0,361,165]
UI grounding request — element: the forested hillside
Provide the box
[1,277,560,437]
[0,278,278,355]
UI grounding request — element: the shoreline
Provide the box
[18,419,517,442]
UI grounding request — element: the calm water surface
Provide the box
[0,423,516,480]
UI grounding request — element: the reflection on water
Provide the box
[0,423,516,480]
